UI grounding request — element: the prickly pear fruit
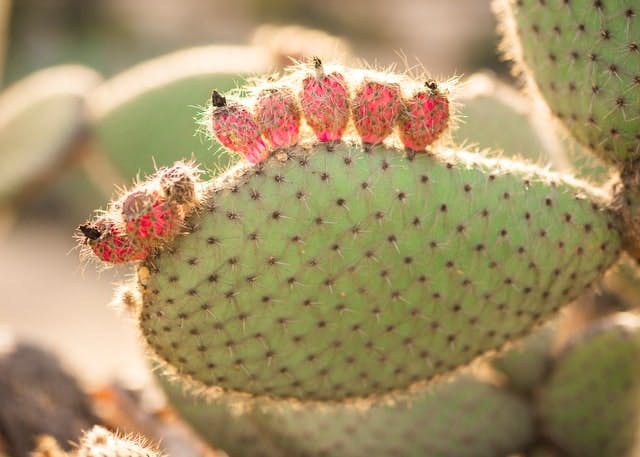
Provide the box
[352,79,402,144]
[76,426,163,457]
[121,188,183,248]
[398,80,450,151]
[137,143,621,402]
[538,313,640,457]
[496,0,640,165]
[254,86,301,150]
[210,90,269,164]
[299,57,350,142]
[157,161,201,208]
[79,217,149,264]
[159,371,534,457]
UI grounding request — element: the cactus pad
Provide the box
[498,0,640,165]
[0,65,100,206]
[138,143,621,401]
[160,372,534,457]
[538,313,640,457]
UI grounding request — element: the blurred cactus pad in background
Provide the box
[2,1,640,457]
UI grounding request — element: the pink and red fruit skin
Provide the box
[399,81,450,152]
[352,80,402,144]
[255,87,301,150]
[210,90,269,164]
[300,58,350,142]
[121,189,183,247]
[79,217,149,264]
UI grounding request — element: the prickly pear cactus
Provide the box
[496,0,640,165]
[538,313,640,457]
[0,65,100,206]
[159,371,534,457]
[138,142,622,401]
[491,323,554,394]
[75,426,163,457]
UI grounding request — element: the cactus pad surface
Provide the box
[160,372,534,457]
[138,143,621,401]
[538,313,640,457]
[498,0,640,165]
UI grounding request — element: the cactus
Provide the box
[299,58,350,142]
[352,79,402,145]
[496,0,640,166]
[75,426,163,457]
[135,140,621,402]
[64,8,640,451]
[30,427,165,457]
[398,80,450,151]
[254,85,301,151]
[0,65,100,206]
[537,313,640,457]
[158,370,534,457]
[491,323,554,394]
[209,90,270,164]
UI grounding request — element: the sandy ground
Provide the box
[0,220,150,389]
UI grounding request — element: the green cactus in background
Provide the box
[90,45,275,180]
[0,65,101,207]
[537,313,640,457]
[158,370,534,457]
[496,0,640,166]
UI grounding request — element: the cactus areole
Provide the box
[138,143,621,402]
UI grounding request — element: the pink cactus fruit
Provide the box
[352,79,402,144]
[210,90,269,164]
[157,161,201,209]
[254,86,301,150]
[121,187,183,248]
[78,217,149,263]
[398,80,450,152]
[299,57,350,142]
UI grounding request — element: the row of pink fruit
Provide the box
[209,58,451,163]
[78,162,202,264]
[78,59,451,264]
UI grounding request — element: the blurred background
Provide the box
[0,0,512,391]
[5,0,505,84]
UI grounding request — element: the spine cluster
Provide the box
[77,162,201,264]
[209,58,451,163]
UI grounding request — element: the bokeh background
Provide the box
[0,0,513,391]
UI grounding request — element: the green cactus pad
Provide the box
[497,0,640,165]
[159,371,534,457]
[454,73,551,164]
[90,45,274,179]
[538,313,640,457]
[491,323,554,394]
[542,312,640,452]
[0,65,101,205]
[139,143,621,401]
